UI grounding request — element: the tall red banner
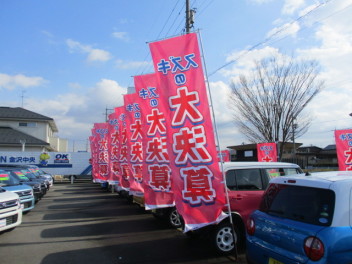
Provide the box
[107,111,121,185]
[115,107,130,191]
[149,33,226,231]
[92,123,109,183]
[257,142,278,162]
[123,93,144,196]
[335,129,352,171]
[89,134,99,181]
[217,150,231,162]
[134,73,174,210]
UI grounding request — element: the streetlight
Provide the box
[292,122,298,157]
[19,139,26,152]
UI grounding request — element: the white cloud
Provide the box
[282,0,305,15]
[21,79,126,145]
[221,46,282,78]
[115,59,152,70]
[218,1,352,148]
[0,73,46,90]
[294,8,352,146]
[87,49,112,62]
[66,39,112,62]
[112,31,129,42]
[266,21,300,40]
[209,81,241,148]
[88,79,126,107]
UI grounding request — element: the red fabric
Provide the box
[257,142,278,162]
[335,129,352,171]
[91,123,109,182]
[149,33,226,232]
[107,111,121,185]
[218,150,231,162]
[89,134,98,181]
[123,93,144,196]
[134,73,174,209]
[115,107,130,191]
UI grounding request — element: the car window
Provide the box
[226,169,263,190]
[265,168,302,179]
[260,184,335,226]
[0,170,20,186]
[21,169,36,179]
[12,170,30,181]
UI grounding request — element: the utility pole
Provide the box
[185,0,195,34]
[21,90,26,107]
[186,0,190,33]
[104,107,114,122]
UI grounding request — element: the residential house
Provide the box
[0,107,67,152]
[227,142,338,169]
[228,142,303,162]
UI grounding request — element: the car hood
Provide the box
[0,190,19,201]
[2,185,33,192]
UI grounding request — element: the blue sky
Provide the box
[1,0,352,151]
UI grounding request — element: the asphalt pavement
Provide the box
[0,180,248,264]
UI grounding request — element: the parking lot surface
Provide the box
[0,181,247,264]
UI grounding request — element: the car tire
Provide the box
[212,221,238,254]
[168,208,183,229]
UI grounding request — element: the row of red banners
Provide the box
[89,32,351,232]
[335,129,352,171]
[259,132,352,171]
[258,132,352,171]
[90,33,227,232]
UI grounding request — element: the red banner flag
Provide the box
[257,142,278,162]
[107,111,121,185]
[123,93,144,196]
[217,150,231,162]
[92,123,109,183]
[89,134,99,181]
[134,73,174,209]
[335,129,352,171]
[149,33,226,232]
[115,107,130,191]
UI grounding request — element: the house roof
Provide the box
[323,144,336,150]
[0,126,50,147]
[227,142,302,151]
[0,107,58,132]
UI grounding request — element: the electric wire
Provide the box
[207,0,334,77]
[135,0,213,77]
[164,1,185,38]
[264,2,352,49]
[155,0,182,40]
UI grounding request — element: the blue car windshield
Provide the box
[260,184,335,226]
[0,170,20,186]
[9,170,30,181]
[20,170,37,180]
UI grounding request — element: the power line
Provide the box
[164,4,185,37]
[134,0,217,77]
[208,0,334,77]
[155,0,182,40]
[264,2,352,48]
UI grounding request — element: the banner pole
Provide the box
[197,30,238,259]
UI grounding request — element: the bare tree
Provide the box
[229,55,324,159]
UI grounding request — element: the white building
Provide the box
[0,107,67,152]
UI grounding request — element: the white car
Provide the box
[0,187,22,232]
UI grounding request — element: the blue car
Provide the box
[246,171,352,264]
[0,169,35,213]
